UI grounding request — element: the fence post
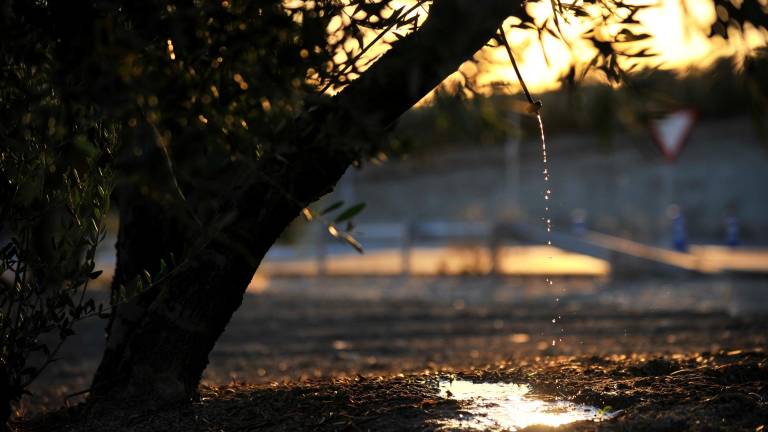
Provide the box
[490,221,501,275]
[401,221,412,276]
[316,225,326,276]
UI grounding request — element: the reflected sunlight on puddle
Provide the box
[437,379,617,431]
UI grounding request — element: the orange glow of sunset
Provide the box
[459,0,766,98]
[324,0,767,101]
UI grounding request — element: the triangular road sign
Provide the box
[650,109,697,162]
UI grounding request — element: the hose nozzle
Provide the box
[528,100,543,115]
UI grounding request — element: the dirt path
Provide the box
[20,351,767,431]
[18,275,768,430]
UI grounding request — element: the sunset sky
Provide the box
[332,0,768,99]
[481,0,767,93]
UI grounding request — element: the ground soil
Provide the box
[16,351,768,431]
[12,276,768,431]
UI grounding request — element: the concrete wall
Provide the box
[329,116,768,245]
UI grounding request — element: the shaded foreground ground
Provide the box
[20,351,768,431]
[18,275,768,430]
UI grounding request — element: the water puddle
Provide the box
[438,379,617,431]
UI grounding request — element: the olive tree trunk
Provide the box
[90,0,520,404]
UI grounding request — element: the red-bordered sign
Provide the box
[650,109,697,162]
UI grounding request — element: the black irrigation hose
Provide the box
[497,27,542,114]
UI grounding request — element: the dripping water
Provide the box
[536,114,563,348]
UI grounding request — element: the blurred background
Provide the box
[35,57,768,414]
[23,0,768,415]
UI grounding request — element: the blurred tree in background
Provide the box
[392,53,768,155]
[1,0,766,423]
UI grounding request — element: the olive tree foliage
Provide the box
[0,21,117,419]
[1,0,766,418]
[0,0,437,416]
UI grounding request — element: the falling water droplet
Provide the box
[537,113,565,353]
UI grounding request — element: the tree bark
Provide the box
[90,0,521,404]
[0,362,10,431]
